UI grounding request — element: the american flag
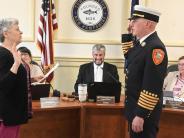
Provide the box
[131,0,139,16]
[37,0,58,82]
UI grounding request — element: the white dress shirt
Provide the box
[94,63,104,82]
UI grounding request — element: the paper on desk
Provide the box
[38,63,59,83]
[173,97,184,102]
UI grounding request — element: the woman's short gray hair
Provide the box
[0,18,19,42]
[92,44,106,53]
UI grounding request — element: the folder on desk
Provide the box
[87,82,121,103]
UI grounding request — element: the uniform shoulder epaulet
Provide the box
[122,41,133,54]
[121,33,134,55]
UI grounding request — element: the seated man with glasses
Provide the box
[163,56,184,98]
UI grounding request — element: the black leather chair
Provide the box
[167,64,178,75]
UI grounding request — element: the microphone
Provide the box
[52,89,61,97]
[100,66,126,89]
[100,66,119,83]
[49,83,60,97]
[48,83,60,97]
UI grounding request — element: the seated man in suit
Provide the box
[74,44,119,93]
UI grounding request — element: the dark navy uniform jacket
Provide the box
[124,32,168,125]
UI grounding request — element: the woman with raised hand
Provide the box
[0,18,32,138]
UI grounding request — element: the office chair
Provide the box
[167,64,178,75]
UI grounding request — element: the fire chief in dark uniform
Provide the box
[122,5,168,138]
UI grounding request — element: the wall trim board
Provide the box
[33,56,177,67]
[33,57,124,68]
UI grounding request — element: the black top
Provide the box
[0,46,28,126]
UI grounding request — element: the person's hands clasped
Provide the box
[132,116,144,133]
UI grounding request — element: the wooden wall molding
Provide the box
[33,57,125,68]
[34,56,177,67]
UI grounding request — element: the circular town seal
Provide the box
[72,0,109,32]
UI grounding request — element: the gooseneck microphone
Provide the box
[100,66,119,83]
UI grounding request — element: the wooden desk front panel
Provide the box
[158,111,184,138]
[82,107,125,138]
[19,99,184,138]
[20,108,80,138]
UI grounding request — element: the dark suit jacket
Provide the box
[0,46,28,126]
[74,62,119,93]
[124,32,168,125]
